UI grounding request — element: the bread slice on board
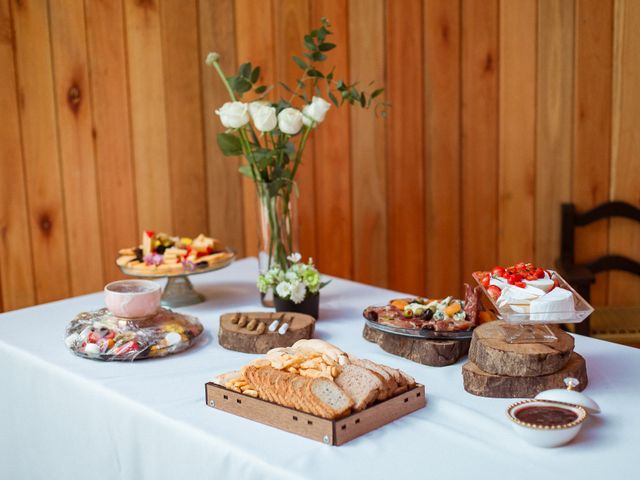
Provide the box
[351,358,398,400]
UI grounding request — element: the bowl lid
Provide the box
[535,378,601,414]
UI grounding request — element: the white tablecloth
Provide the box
[1,258,638,480]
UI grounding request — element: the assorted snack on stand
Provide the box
[213,340,417,419]
[117,231,234,276]
[473,262,577,321]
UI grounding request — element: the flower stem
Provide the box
[212,60,236,102]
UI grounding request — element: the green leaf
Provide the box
[255,85,268,94]
[360,92,366,108]
[307,69,324,78]
[303,35,316,51]
[234,77,252,93]
[250,66,261,83]
[239,62,252,78]
[328,90,339,107]
[238,164,257,179]
[371,87,385,99]
[318,42,336,52]
[296,79,305,89]
[292,56,309,70]
[217,133,243,156]
[311,52,327,62]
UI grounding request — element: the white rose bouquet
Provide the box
[257,254,329,304]
[206,18,385,277]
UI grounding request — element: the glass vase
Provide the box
[257,182,298,306]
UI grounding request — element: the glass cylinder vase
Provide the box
[257,182,299,306]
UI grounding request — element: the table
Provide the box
[1,258,638,480]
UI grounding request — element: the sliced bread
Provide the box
[334,364,382,411]
[351,358,398,400]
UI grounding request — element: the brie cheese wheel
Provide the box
[510,304,530,314]
[497,284,545,306]
[524,277,554,292]
[529,287,575,322]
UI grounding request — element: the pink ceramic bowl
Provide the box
[104,280,162,319]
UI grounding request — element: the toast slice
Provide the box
[334,364,382,411]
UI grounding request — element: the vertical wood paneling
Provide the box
[2,0,640,312]
[498,0,536,265]
[461,0,499,276]
[574,0,613,305]
[198,0,245,253]
[350,0,387,287]
[609,0,640,305]
[311,0,353,278]
[274,0,316,262]
[49,0,104,295]
[85,0,138,283]
[536,0,574,269]
[11,0,71,303]
[424,0,461,297]
[161,0,208,237]
[387,0,425,294]
[124,0,173,233]
[235,0,275,258]
[0,0,35,309]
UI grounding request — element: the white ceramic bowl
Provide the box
[104,280,161,319]
[506,399,587,448]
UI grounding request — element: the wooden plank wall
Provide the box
[1,0,638,311]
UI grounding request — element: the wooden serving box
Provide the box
[205,382,426,446]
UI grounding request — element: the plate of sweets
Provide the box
[362,284,493,340]
[116,231,235,278]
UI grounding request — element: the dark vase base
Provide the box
[273,292,320,320]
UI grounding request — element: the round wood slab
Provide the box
[468,321,574,377]
[219,312,315,354]
[462,352,587,398]
[363,324,470,367]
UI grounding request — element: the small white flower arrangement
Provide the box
[257,253,329,304]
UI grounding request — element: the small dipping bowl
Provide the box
[105,280,162,319]
[506,399,587,448]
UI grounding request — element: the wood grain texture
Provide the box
[349,0,386,287]
[11,0,71,303]
[461,0,499,278]
[234,0,275,257]
[161,0,208,237]
[536,0,574,269]
[0,0,35,309]
[499,0,536,265]
[124,0,173,233]
[198,0,245,254]
[2,0,639,313]
[609,0,640,305]
[574,0,613,305]
[386,0,425,294]
[424,0,461,297]
[85,0,138,283]
[311,0,353,278]
[49,0,104,295]
[274,0,316,262]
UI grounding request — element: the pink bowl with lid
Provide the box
[104,280,162,319]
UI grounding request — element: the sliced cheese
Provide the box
[529,287,575,322]
[497,284,545,307]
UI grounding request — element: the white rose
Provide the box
[250,103,277,132]
[276,281,293,299]
[302,96,331,127]
[215,102,249,129]
[290,281,307,304]
[277,108,304,135]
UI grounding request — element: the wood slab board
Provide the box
[462,352,587,398]
[219,312,315,354]
[363,324,470,367]
[205,382,426,446]
[468,321,574,377]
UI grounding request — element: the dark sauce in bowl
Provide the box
[515,406,578,427]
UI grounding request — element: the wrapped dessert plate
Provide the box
[65,307,204,361]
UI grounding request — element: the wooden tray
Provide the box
[205,382,426,446]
